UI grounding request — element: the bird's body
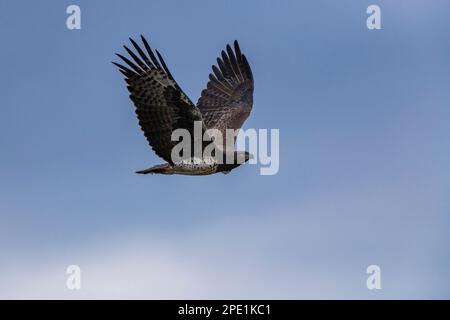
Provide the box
[137,158,219,175]
[113,36,254,175]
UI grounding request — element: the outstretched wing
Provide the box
[113,36,204,164]
[197,40,254,149]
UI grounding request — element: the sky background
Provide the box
[0,0,449,299]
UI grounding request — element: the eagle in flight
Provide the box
[113,36,254,175]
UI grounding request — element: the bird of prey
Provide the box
[113,35,254,175]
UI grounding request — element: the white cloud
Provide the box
[1,184,448,299]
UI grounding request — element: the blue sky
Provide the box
[0,0,449,298]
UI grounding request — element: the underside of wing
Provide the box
[197,40,254,148]
[113,36,204,163]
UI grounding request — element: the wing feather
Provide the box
[197,40,254,150]
[114,36,204,163]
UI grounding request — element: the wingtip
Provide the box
[111,61,124,67]
[129,37,138,45]
[234,40,242,57]
[221,50,228,60]
[111,61,122,70]
[141,34,151,47]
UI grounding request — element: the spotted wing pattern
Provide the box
[113,36,204,163]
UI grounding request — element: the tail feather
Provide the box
[135,164,172,175]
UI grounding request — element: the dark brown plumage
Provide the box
[197,41,254,149]
[113,36,254,175]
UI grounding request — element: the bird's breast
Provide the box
[172,157,219,175]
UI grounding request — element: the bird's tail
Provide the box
[135,164,173,175]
